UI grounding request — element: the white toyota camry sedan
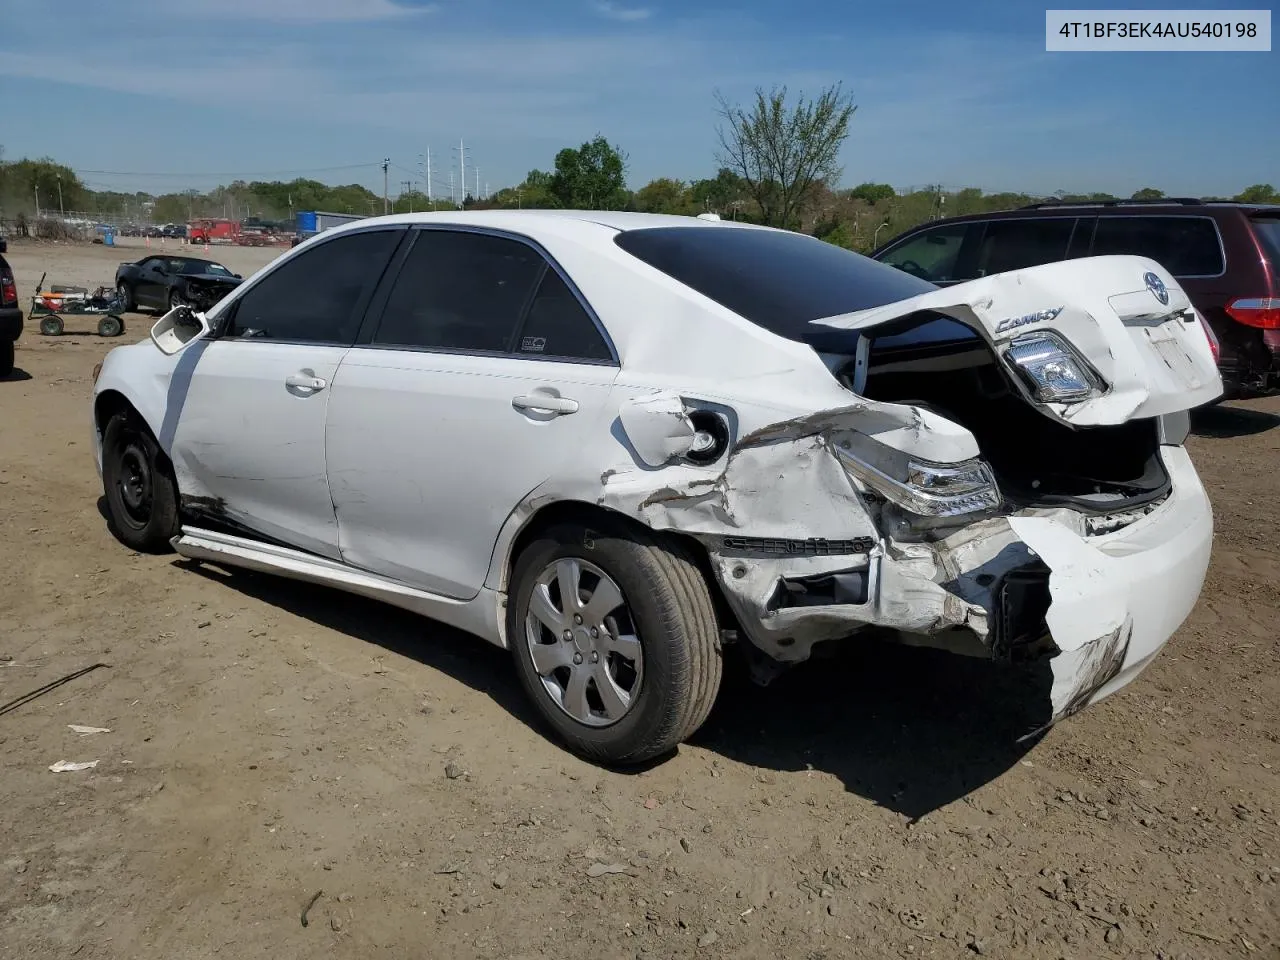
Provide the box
[91,211,1220,763]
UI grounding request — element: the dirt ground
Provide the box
[1,237,1277,960]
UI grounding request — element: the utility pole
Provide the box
[56,175,64,216]
[34,185,39,218]
[451,140,470,208]
[419,148,434,210]
[402,180,413,213]
[448,171,455,207]
[382,158,390,215]
[474,167,480,203]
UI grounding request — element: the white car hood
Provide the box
[812,255,1222,425]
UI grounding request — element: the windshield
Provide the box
[1252,218,1280,266]
[613,226,937,343]
[182,260,232,276]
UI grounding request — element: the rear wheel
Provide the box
[39,315,64,336]
[508,520,722,765]
[97,315,124,338]
[101,410,180,552]
[0,339,13,377]
[116,281,134,312]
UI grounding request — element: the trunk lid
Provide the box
[813,255,1222,425]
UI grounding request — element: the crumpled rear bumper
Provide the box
[708,444,1212,724]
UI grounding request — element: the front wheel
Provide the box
[508,521,723,765]
[168,287,186,311]
[101,411,180,552]
[116,281,134,312]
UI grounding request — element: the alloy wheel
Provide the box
[524,558,643,727]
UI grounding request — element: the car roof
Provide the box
[896,200,1275,229]
[323,209,773,239]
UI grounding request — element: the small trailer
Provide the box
[29,273,126,337]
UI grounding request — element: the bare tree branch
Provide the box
[714,83,856,229]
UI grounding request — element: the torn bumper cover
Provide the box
[697,443,1210,723]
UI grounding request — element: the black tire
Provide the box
[508,520,722,765]
[168,287,185,310]
[101,410,180,553]
[39,315,64,336]
[116,281,134,312]
[97,315,124,338]
[0,339,13,377]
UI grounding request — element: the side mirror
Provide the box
[234,274,242,280]
[150,305,210,356]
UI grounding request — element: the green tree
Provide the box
[849,182,894,204]
[814,216,855,249]
[633,177,691,214]
[0,156,88,215]
[689,168,748,216]
[714,83,856,228]
[1235,183,1277,203]
[549,136,629,209]
[1130,187,1165,201]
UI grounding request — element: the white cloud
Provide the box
[144,0,434,21]
[593,1,652,22]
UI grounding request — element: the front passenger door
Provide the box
[168,228,405,558]
[135,258,169,308]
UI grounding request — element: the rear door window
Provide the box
[372,230,545,353]
[877,223,973,282]
[1251,218,1280,267]
[973,218,1076,277]
[513,268,613,361]
[1090,216,1224,277]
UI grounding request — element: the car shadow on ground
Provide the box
[178,559,1047,820]
[0,368,33,382]
[1191,403,1280,438]
[692,642,1050,820]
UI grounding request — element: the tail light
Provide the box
[1,274,15,306]
[1194,311,1220,364]
[1225,298,1280,330]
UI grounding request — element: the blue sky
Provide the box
[1,0,1276,199]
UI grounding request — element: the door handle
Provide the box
[285,372,327,392]
[512,394,579,415]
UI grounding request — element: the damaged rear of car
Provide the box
[607,226,1217,732]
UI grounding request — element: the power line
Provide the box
[76,162,381,178]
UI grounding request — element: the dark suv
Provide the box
[0,235,21,378]
[870,200,1280,396]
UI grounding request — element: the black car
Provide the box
[870,200,1280,397]
[115,255,243,314]
[0,235,22,377]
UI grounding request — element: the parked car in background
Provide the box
[0,234,21,377]
[871,200,1280,396]
[91,211,1219,764]
[115,255,242,313]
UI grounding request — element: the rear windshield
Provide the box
[613,226,936,343]
[1252,218,1280,265]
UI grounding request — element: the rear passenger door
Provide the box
[325,227,620,599]
[1087,216,1225,279]
[970,218,1080,278]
